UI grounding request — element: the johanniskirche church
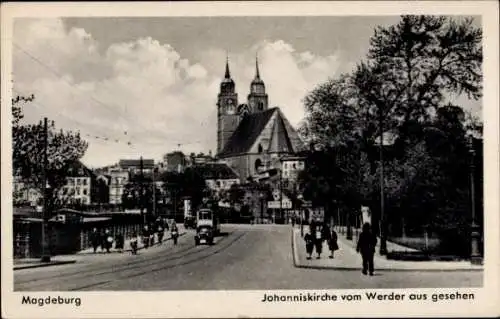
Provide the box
[216,57,307,181]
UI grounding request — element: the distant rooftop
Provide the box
[193,162,239,180]
[119,159,155,168]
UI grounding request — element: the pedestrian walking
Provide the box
[313,222,324,259]
[99,229,107,252]
[327,225,339,259]
[356,222,377,276]
[104,228,113,253]
[142,225,150,249]
[89,228,100,253]
[157,222,164,244]
[171,221,179,245]
[130,231,138,255]
[115,233,124,253]
[149,223,155,247]
[304,226,314,260]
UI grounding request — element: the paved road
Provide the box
[14,224,482,291]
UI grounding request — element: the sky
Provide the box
[12,16,482,168]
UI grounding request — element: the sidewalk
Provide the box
[14,257,77,270]
[291,228,483,272]
[14,226,188,270]
[78,226,187,255]
[335,226,419,253]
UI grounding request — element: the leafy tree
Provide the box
[299,74,377,222]
[299,16,482,256]
[355,15,482,148]
[12,95,88,213]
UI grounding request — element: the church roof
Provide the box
[268,112,294,153]
[218,107,306,157]
[218,108,277,157]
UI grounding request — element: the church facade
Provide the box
[216,57,307,181]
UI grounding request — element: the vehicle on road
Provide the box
[194,208,220,245]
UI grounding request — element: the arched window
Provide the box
[255,159,262,171]
[258,144,263,153]
[258,102,264,111]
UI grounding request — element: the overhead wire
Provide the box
[12,42,216,153]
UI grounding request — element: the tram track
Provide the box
[16,230,247,291]
[72,231,248,291]
[16,235,200,285]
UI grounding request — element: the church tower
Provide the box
[217,57,239,155]
[247,55,268,113]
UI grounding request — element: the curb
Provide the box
[77,231,187,255]
[294,263,484,272]
[291,229,483,273]
[14,260,77,271]
[14,232,189,270]
[291,227,300,268]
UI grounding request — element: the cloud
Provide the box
[13,19,341,167]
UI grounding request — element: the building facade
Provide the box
[194,163,240,196]
[108,168,129,205]
[163,151,187,173]
[118,159,155,175]
[281,155,305,186]
[58,161,94,205]
[13,176,42,206]
[216,57,307,182]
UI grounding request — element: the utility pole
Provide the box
[40,117,50,262]
[469,136,482,265]
[140,156,145,225]
[379,106,387,255]
[152,167,157,218]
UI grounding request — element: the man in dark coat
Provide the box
[356,223,377,276]
[326,225,339,259]
[304,226,314,260]
[89,228,100,253]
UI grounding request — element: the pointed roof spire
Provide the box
[255,53,260,80]
[224,52,231,79]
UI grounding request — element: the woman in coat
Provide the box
[328,226,339,259]
[313,221,324,259]
[304,225,315,260]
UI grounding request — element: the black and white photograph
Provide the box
[2,1,499,318]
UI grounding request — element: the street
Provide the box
[14,224,482,291]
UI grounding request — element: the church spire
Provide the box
[225,53,231,79]
[255,54,260,80]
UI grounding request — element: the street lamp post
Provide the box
[378,108,388,256]
[40,117,51,263]
[152,167,157,218]
[139,156,146,225]
[468,136,482,265]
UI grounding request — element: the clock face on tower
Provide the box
[226,98,235,114]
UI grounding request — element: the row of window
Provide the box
[62,186,89,196]
[67,178,89,186]
[283,162,304,170]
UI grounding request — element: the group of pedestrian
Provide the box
[88,217,174,255]
[303,221,378,276]
[303,221,339,260]
[141,218,170,249]
[89,228,123,254]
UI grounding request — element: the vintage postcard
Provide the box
[1,1,499,318]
